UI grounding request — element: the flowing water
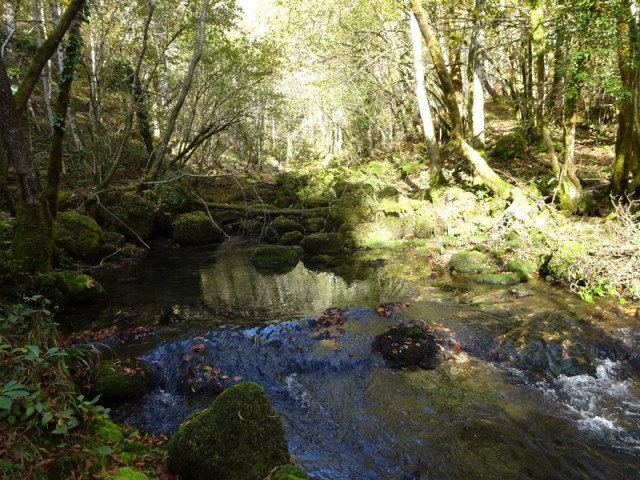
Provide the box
[63,241,640,479]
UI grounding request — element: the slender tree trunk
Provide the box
[33,0,55,131]
[147,0,210,180]
[409,10,444,187]
[556,60,585,212]
[47,15,84,218]
[469,0,486,150]
[409,0,511,198]
[612,0,637,195]
[530,1,560,173]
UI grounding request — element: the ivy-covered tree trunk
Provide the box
[47,14,85,218]
[0,56,53,275]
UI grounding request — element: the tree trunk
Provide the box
[47,15,84,218]
[0,56,53,275]
[469,0,486,151]
[409,0,511,198]
[612,0,637,196]
[556,61,585,212]
[147,0,210,180]
[409,10,444,187]
[14,0,87,113]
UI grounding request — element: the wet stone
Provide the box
[372,321,460,369]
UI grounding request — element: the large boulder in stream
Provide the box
[167,382,290,480]
[172,211,224,245]
[450,250,493,274]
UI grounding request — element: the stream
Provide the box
[62,241,640,479]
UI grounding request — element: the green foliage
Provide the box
[0,298,107,433]
[578,278,618,303]
[489,131,527,161]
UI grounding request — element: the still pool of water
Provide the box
[62,241,640,479]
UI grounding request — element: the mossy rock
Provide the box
[251,244,301,267]
[59,270,106,304]
[473,272,525,285]
[304,216,326,233]
[270,216,304,236]
[94,358,153,402]
[450,250,493,274]
[546,240,586,279]
[167,382,289,480]
[105,467,149,480]
[489,131,527,161]
[372,322,447,369]
[300,232,344,255]
[507,259,536,278]
[414,212,448,239]
[172,211,223,245]
[353,219,405,249]
[98,192,156,241]
[279,230,304,245]
[272,465,309,480]
[53,212,104,261]
[92,417,125,444]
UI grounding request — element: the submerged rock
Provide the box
[373,322,459,369]
[167,382,289,480]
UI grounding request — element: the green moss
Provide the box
[172,211,223,245]
[251,244,301,267]
[59,270,106,304]
[99,192,156,241]
[507,259,536,279]
[94,359,152,402]
[279,230,304,245]
[10,201,53,276]
[93,417,125,444]
[271,216,304,236]
[272,464,309,479]
[450,250,493,274]
[353,219,405,249]
[473,272,525,285]
[105,467,149,480]
[489,131,527,161]
[546,240,586,280]
[54,212,103,261]
[300,233,344,254]
[414,213,447,239]
[167,382,289,480]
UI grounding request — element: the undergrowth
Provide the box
[0,297,169,479]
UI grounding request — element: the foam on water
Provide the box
[539,359,640,452]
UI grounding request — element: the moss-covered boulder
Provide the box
[352,218,406,249]
[59,270,106,304]
[172,211,223,245]
[54,212,104,261]
[167,382,289,480]
[450,250,493,274]
[414,212,448,239]
[304,216,325,233]
[251,244,301,268]
[98,192,157,241]
[279,230,304,245]
[507,259,536,279]
[300,233,344,255]
[546,240,586,280]
[270,216,304,236]
[94,358,153,402]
